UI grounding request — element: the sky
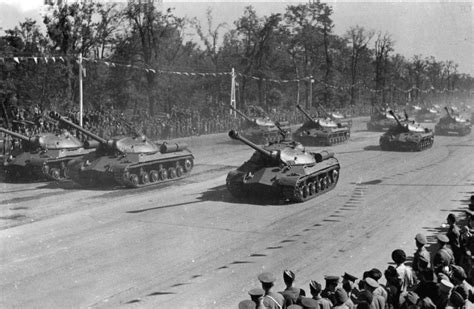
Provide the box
[0,0,473,75]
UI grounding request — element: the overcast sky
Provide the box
[0,0,473,75]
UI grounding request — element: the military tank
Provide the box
[226,130,340,203]
[293,105,350,146]
[318,104,353,129]
[0,127,93,181]
[434,107,471,136]
[50,112,194,188]
[366,106,398,131]
[414,105,440,123]
[379,111,434,151]
[229,104,290,144]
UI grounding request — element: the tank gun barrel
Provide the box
[229,130,277,159]
[49,111,108,145]
[0,127,32,142]
[444,106,453,118]
[296,105,315,123]
[317,104,331,118]
[229,105,256,123]
[388,110,405,128]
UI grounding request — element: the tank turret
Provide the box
[227,130,340,203]
[49,111,194,188]
[228,105,291,144]
[293,105,349,146]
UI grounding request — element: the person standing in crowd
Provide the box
[280,269,306,307]
[437,279,454,309]
[433,233,455,273]
[341,273,358,309]
[384,266,402,309]
[391,249,416,293]
[412,269,439,304]
[308,280,332,309]
[446,213,462,264]
[413,233,431,273]
[248,288,265,309]
[450,265,474,298]
[368,268,388,303]
[321,275,339,305]
[332,288,350,309]
[257,272,284,309]
[459,225,474,283]
[363,277,386,309]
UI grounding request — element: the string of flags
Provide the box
[1,54,471,94]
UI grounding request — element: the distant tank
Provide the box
[226,130,340,203]
[414,105,440,123]
[379,111,434,151]
[366,106,398,131]
[293,105,350,146]
[50,112,194,188]
[435,107,471,136]
[0,127,93,181]
[318,104,353,129]
[229,104,291,144]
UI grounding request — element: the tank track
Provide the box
[435,126,471,136]
[294,133,349,146]
[380,136,434,152]
[4,165,44,182]
[281,167,339,202]
[113,155,194,188]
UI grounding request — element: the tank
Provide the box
[379,111,434,151]
[0,127,93,182]
[366,106,399,131]
[50,112,194,188]
[293,105,350,146]
[226,130,340,203]
[414,105,440,123]
[229,104,290,144]
[434,107,471,136]
[318,104,353,129]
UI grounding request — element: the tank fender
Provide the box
[314,150,334,162]
[160,142,188,153]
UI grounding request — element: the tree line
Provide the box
[0,0,472,119]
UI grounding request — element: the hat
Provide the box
[450,291,466,307]
[420,297,436,309]
[384,265,399,279]
[391,249,407,264]
[324,275,340,283]
[300,297,318,309]
[437,233,449,243]
[439,279,454,293]
[368,268,382,281]
[258,272,276,283]
[447,213,457,222]
[405,291,419,305]
[365,277,379,289]
[238,299,256,309]
[415,233,428,245]
[342,272,357,282]
[287,305,303,309]
[358,290,374,304]
[284,269,295,282]
[309,280,322,293]
[335,288,348,304]
[248,288,265,297]
[451,265,467,280]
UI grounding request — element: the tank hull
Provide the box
[366,118,397,131]
[293,123,350,146]
[379,131,434,151]
[67,149,194,188]
[434,121,471,136]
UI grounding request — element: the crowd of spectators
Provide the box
[238,197,474,309]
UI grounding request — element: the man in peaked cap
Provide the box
[437,279,454,309]
[413,233,431,273]
[300,297,318,309]
[367,268,387,303]
[238,299,256,309]
[332,288,349,309]
[446,213,462,263]
[248,288,265,307]
[341,273,358,309]
[280,269,306,307]
[321,275,339,305]
[363,278,385,309]
[433,233,455,273]
[309,280,332,309]
[451,264,474,297]
[257,272,284,309]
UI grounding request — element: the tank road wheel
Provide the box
[49,168,61,180]
[159,168,168,180]
[176,165,184,177]
[168,167,177,179]
[129,173,139,186]
[140,173,150,185]
[183,159,193,172]
[309,182,316,195]
[62,166,69,178]
[302,185,309,199]
[320,177,327,190]
[332,170,339,184]
[149,170,159,183]
[316,179,322,192]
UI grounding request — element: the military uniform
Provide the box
[258,272,284,309]
[321,275,339,305]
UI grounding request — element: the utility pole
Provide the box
[230,67,236,118]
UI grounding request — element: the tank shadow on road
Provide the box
[363,145,381,151]
[196,184,287,206]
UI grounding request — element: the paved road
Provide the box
[1,117,473,308]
